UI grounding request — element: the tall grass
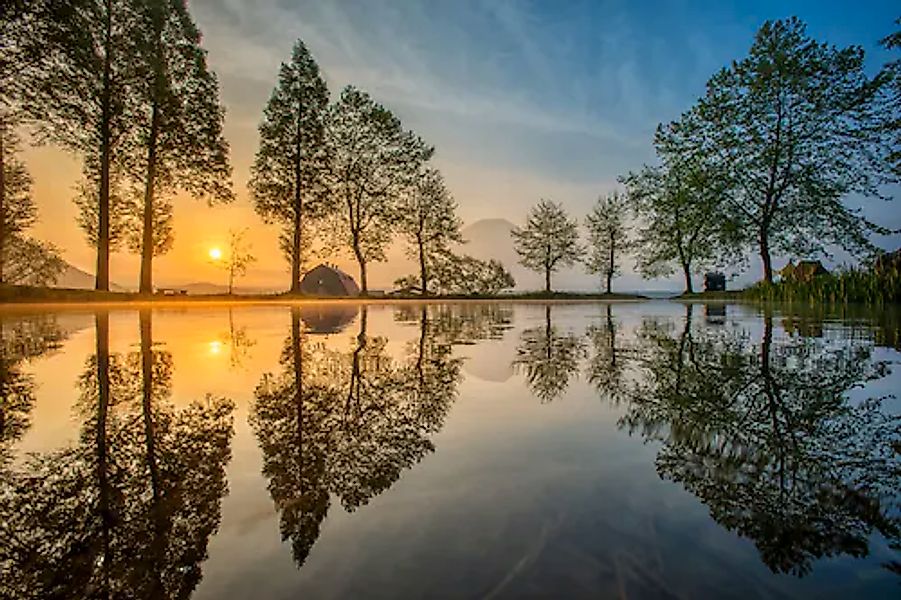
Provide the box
[744,265,901,305]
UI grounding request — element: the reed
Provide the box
[743,264,901,305]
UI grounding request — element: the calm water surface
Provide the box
[0,301,898,599]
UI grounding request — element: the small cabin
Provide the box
[299,264,360,297]
[704,272,726,292]
[780,260,828,283]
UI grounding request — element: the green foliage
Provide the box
[250,39,329,290]
[324,86,433,293]
[744,266,901,305]
[397,168,464,295]
[676,17,897,282]
[513,305,586,402]
[512,199,582,293]
[880,18,900,176]
[584,192,630,293]
[623,130,740,293]
[395,250,515,296]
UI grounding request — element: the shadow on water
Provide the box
[0,310,235,599]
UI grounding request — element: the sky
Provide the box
[23,0,901,291]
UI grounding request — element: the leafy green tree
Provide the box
[324,86,432,294]
[250,39,329,293]
[128,0,233,294]
[622,155,734,293]
[397,168,463,295]
[512,199,582,293]
[584,192,630,294]
[679,18,896,283]
[395,251,514,296]
[25,0,143,291]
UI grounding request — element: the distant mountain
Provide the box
[52,262,128,292]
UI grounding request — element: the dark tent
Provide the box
[299,264,360,297]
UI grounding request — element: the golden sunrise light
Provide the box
[208,247,222,261]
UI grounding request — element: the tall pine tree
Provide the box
[249,39,328,293]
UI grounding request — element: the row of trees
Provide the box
[2,0,233,291]
[513,17,899,294]
[250,41,513,296]
[512,195,633,294]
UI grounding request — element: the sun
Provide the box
[208,247,222,261]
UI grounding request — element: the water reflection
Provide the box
[514,305,586,402]
[251,305,465,567]
[0,311,235,598]
[0,302,896,596]
[0,314,67,466]
[621,306,900,577]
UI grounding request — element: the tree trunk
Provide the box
[291,307,303,453]
[291,110,303,294]
[139,103,159,294]
[544,267,551,294]
[0,118,6,284]
[418,234,427,296]
[96,0,113,292]
[759,225,773,284]
[139,309,164,594]
[353,237,367,295]
[291,205,302,293]
[606,236,614,294]
[95,311,112,592]
[682,261,694,294]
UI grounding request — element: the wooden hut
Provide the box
[299,264,360,297]
[779,260,828,283]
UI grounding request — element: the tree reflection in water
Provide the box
[251,305,468,567]
[585,303,628,405]
[0,314,67,468]
[0,311,235,599]
[513,305,586,402]
[621,305,900,577]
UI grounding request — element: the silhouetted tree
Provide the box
[25,0,144,290]
[250,39,329,293]
[513,305,586,402]
[324,86,433,294]
[129,0,233,293]
[584,192,630,294]
[676,18,897,282]
[512,199,582,293]
[219,228,255,294]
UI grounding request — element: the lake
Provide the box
[0,301,898,598]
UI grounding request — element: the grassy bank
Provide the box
[741,269,900,305]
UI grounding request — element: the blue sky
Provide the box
[33,1,897,290]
